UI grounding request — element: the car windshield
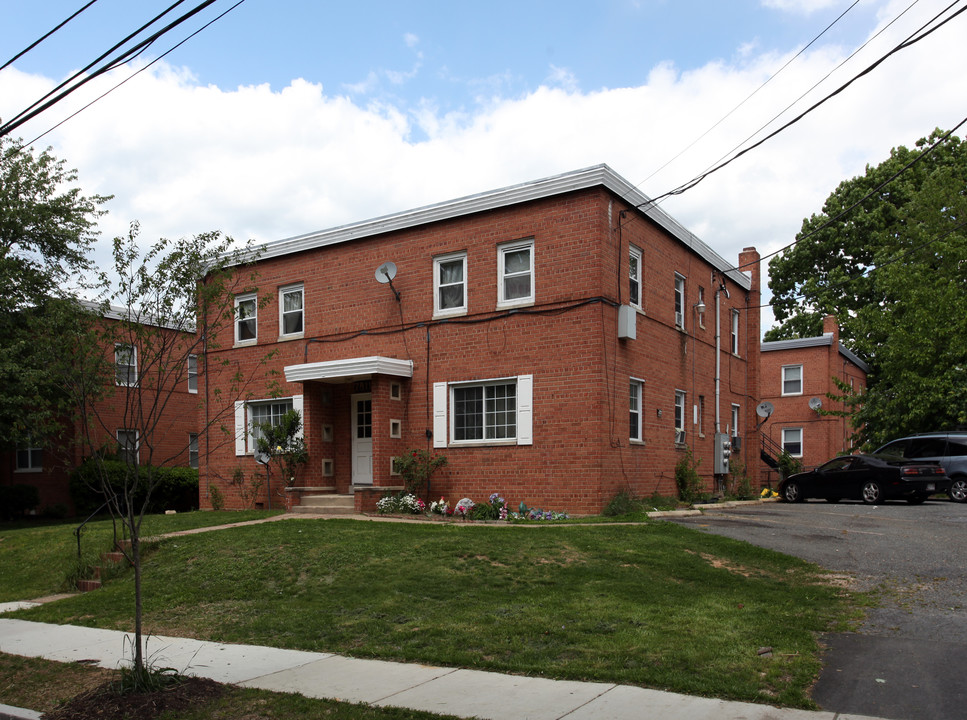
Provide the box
[822,457,854,472]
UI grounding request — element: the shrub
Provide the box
[0,483,40,519]
[675,448,705,505]
[392,449,447,495]
[376,492,425,515]
[209,484,225,511]
[70,460,199,515]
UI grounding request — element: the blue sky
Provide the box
[2,1,965,329]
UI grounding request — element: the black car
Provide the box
[779,454,949,505]
[874,432,967,503]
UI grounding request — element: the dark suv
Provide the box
[875,432,967,502]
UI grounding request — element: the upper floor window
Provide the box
[279,284,304,337]
[187,354,198,393]
[674,274,686,329]
[674,390,686,444]
[434,252,467,317]
[731,404,740,438]
[730,309,740,355]
[497,239,534,308]
[235,294,257,344]
[782,365,803,396]
[630,379,643,442]
[115,344,137,387]
[629,246,642,309]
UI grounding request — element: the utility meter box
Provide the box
[714,432,731,475]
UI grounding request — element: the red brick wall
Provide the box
[199,188,757,514]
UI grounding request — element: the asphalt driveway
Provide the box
[667,499,967,720]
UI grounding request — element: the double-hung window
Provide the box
[434,252,467,316]
[115,344,137,387]
[433,376,533,447]
[674,390,687,444]
[187,355,198,393]
[497,239,534,307]
[629,246,642,309]
[630,379,643,442]
[188,433,199,469]
[117,429,139,465]
[782,365,803,396]
[16,441,42,472]
[280,284,304,337]
[235,293,257,344]
[674,274,686,329]
[730,309,740,355]
[782,427,803,457]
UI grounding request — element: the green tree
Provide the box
[60,224,271,686]
[0,137,110,447]
[767,128,967,445]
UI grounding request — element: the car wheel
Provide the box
[782,481,803,503]
[862,481,883,505]
[949,478,967,503]
[907,495,927,505]
[825,497,841,504]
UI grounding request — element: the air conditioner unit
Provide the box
[731,435,742,451]
[675,311,684,328]
[675,429,686,445]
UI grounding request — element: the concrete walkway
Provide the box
[0,616,888,720]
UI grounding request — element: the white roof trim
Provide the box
[233,164,750,290]
[284,356,414,383]
[762,336,868,373]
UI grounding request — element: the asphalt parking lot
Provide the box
[667,499,967,720]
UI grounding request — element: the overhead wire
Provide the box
[0,0,102,72]
[0,0,224,139]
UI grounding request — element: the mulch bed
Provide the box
[43,676,224,720]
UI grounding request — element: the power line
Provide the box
[0,0,102,71]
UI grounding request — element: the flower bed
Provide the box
[376,491,569,522]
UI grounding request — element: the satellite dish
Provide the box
[254,451,271,465]
[756,401,775,419]
[374,261,397,284]
[809,397,823,411]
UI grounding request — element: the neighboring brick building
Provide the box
[758,315,868,484]
[199,165,762,515]
[0,305,200,515]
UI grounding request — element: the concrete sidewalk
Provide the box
[0,616,888,720]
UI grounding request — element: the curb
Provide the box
[0,703,42,720]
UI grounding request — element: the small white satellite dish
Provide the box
[809,397,823,411]
[374,261,397,284]
[756,401,775,419]
[254,451,271,465]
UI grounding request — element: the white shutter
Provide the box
[517,374,533,446]
[234,401,247,455]
[432,382,448,448]
[292,395,304,439]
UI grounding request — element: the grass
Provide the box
[1,516,867,708]
[0,510,281,601]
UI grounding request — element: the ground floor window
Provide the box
[15,442,43,472]
[235,396,304,455]
[433,375,533,447]
[674,390,686,444]
[117,429,139,465]
[782,427,803,457]
[188,433,199,469]
[630,379,643,442]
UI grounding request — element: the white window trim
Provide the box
[433,251,468,318]
[782,427,804,458]
[674,390,687,445]
[187,354,198,394]
[674,274,686,329]
[497,238,535,309]
[730,309,740,355]
[235,293,258,346]
[234,395,304,456]
[117,429,139,465]
[15,443,43,473]
[630,378,644,443]
[731,404,740,438]
[782,364,803,396]
[279,283,304,339]
[629,246,642,310]
[115,343,138,387]
[188,433,199,469]
[432,375,533,448]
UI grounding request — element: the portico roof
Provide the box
[284,356,414,383]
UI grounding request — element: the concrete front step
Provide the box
[291,494,355,515]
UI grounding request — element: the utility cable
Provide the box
[0,0,102,71]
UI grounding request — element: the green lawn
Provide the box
[1,516,866,708]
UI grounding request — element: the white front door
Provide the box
[351,393,373,485]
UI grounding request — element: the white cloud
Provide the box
[760,0,839,14]
[1,0,964,335]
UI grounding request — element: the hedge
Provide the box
[0,484,41,520]
[70,459,198,516]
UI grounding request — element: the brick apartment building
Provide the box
[1,305,200,515]
[758,314,868,484]
[199,165,763,515]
